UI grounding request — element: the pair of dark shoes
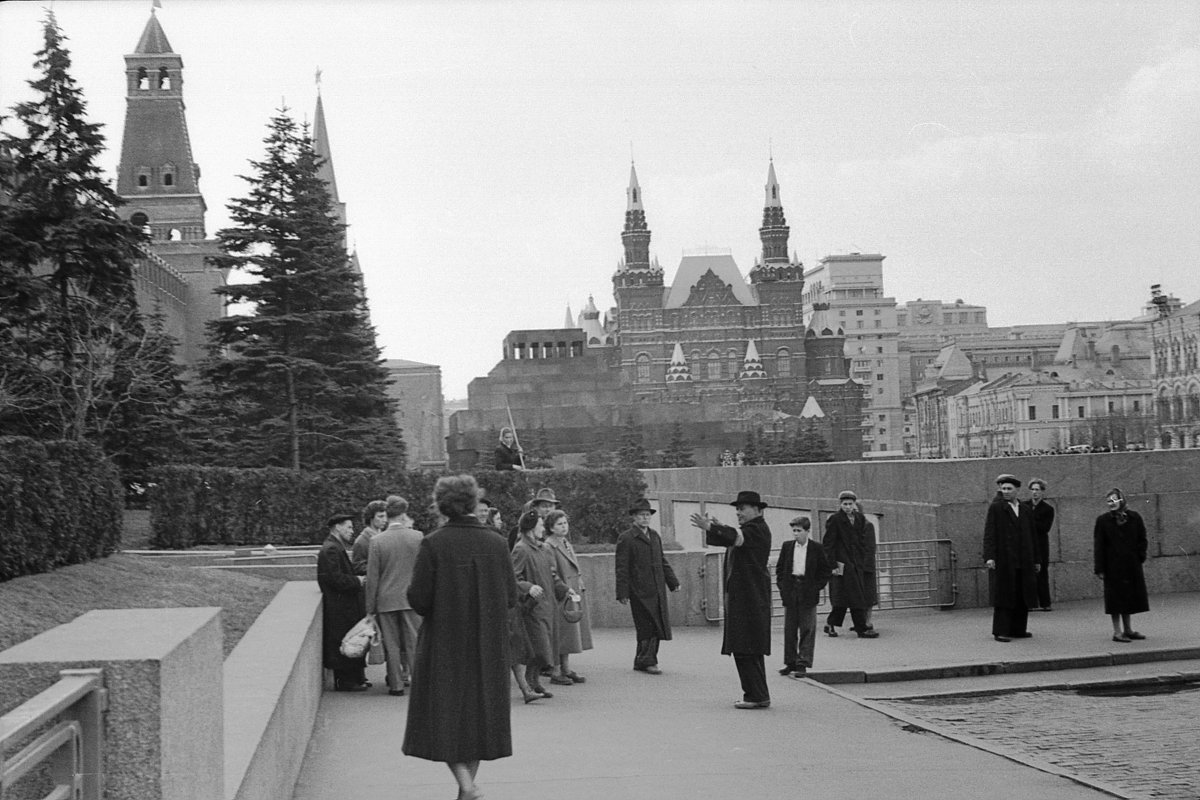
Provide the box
[1113,631,1145,643]
[334,680,369,692]
[823,624,838,638]
[856,629,879,638]
[634,664,662,675]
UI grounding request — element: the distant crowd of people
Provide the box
[314,464,1152,799]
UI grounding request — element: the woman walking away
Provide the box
[511,510,568,699]
[402,475,518,800]
[1094,488,1150,643]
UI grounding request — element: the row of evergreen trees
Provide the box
[0,13,405,487]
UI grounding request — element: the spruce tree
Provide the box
[661,421,695,468]
[0,11,147,443]
[615,415,649,469]
[194,109,404,470]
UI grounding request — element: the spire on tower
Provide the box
[764,159,782,208]
[627,162,643,211]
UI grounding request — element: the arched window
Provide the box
[158,67,170,90]
[137,174,149,187]
[168,228,182,241]
[776,348,791,378]
[137,67,148,90]
[635,353,651,383]
[707,351,721,380]
[727,350,739,378]
[162,172,174,186]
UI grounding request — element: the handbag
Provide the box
[367,633,385,665]
[560,592,583,624]
[340,615,378,659]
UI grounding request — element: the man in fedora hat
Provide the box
[983,474,1040,642]
[615,499,680,674]
[318,512,369,691]
[691,491,774,709]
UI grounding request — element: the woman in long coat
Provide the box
[402,475,518,800]
[1094,487,1150,643]
[544,510,592,685]
[511,510,567,699]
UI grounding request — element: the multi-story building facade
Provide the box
[914,320,1156,457]
[802,254,905,457]
[1150,296,1200,448]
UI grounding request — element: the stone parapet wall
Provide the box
[640,450,1200,609]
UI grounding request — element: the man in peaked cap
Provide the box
[690,491,773,709]
[983,474,1040,642]
[317,512,369,691]
[615,499,679,675]
[823,490,879,639]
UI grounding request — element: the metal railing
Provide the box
[0,668,106,800]
[701,538,957,622]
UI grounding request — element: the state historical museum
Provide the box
[447,162,864,468]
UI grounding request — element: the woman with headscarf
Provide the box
[493,427,524,471]
[511,509,568,699]
[544,509,592,685]
[1094,488,1150,643]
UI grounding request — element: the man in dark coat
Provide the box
[1025,478,1055,611]
[615,498,680,674]
[317,513,368,691]
[403,475,519,800]
[983,474,1040,642]
[690,490,773,709]
[822,490,879,638]
[775,516,833,676]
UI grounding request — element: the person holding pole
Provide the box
[494,427,524,471]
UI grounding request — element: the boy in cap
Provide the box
[776,516,832,676]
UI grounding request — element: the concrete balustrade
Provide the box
[0,607,224,800]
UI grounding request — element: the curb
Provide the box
[808,646,1200,684]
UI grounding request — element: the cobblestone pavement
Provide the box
[880,680,1200,800]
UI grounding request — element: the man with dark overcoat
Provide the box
[615,498,679,674]
[690,491,773,709]
[983,474,1040,642]
[1025,478,1055,611]
[775,516,833,676]
[822,490,879,638]
[317,512,368,691]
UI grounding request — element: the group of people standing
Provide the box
[504,488,591,702]
[984,474,1149,643]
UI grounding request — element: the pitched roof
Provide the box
[135,12,174,55]
[665,253,756,308]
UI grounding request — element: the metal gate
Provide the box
[701,538,957,623]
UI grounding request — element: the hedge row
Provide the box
[147,466,648,548]
[0,437,124,582]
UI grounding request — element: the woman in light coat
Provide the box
[545,510,592,685]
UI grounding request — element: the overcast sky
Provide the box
[2,1,1198,398]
